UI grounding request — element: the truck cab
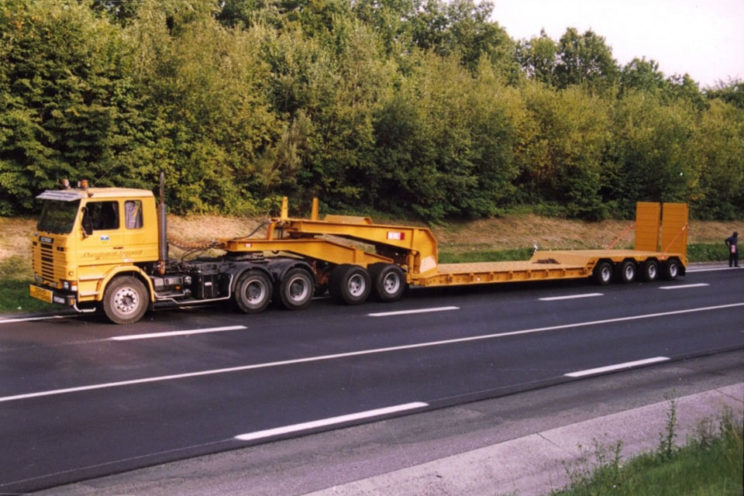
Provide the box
[30,184,160,312]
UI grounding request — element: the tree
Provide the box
[0,0,140,215]
[554,28,619,91]
[516,30,557,86]
[620,57,667,95]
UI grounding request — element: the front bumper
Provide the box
[29,284,76,307]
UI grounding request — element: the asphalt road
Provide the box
[1,266,742,493]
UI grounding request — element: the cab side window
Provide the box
[125,200,143,229]
[86,201,119,231]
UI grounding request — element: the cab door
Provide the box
[78,200,128,265]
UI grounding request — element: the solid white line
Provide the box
[565,357,670,378]
[539,293,603,302]
[368,306,459,317]
[659,283,710,290]
[234,402,429,442]
[686,267,738,273]
[110,326,247,341]
[0,315,66,325]
[2,302,742,404]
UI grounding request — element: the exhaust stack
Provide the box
[157,171,167,275]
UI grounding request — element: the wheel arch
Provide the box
[98,266,154,304]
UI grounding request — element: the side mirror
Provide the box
[81,208,93,237]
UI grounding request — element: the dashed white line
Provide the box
[2,302,742,404]
[539,293,603,302]
[659,283,710,290]
[368,306,459,317]
[110,326,247,341]
[234,402,428,442]
[565,357,670,378]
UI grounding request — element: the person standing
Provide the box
[725,232,738,267]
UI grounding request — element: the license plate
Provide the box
[29,285,53,304]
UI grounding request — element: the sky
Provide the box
[491,0,744,88]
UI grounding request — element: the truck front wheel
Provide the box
[235,270,272,313]
[103,276,148,325]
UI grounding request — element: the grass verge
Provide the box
[0,256,49,314]
[552,406,743,496]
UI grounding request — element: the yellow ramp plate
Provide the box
[635,202,661,252]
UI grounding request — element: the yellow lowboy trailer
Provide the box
[224,199,688,303]
[29,175,687,324]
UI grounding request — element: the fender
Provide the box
[264,258,317,286]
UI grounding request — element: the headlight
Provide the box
[63,281,70,290]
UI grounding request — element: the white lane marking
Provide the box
[565,357,670,378]
[659,283,710,290]
[686,267,739,273]
[2,302,742,404]
[234,402,428,442]
[539,293,603,302]
[110,326,247,341]
[368,306,459,317]
[0,315,66,325]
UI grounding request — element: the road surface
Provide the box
[1,265,742,492]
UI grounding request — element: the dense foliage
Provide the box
[1,0,743,220]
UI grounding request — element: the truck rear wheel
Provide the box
[235,270,272,313]
[642,260,659,282]
[278,268,314,310]
[662,259,681,280]
[593,261,613,285]
[330,264,371,305]
[103,276,148,325]
[369,263,407,302]
[616,260,636,283]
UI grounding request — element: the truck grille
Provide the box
[40,243,55,281]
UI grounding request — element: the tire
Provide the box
[329,264,371,305]
[234,270,272,313]
[642,260,659,282]
[662,259,681,281]
[616,260,637,283]
[103,276,148,325]
[278,268,314,310]
[593,261,614,285]
[369,263,407,302]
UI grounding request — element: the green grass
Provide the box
[438,248,534,263]
[440,244,728,264]
[0,256,50,314]
[553,408,743,496]
[687,242,730,262]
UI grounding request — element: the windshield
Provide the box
[37,200,81,234]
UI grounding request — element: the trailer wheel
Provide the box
[278,268,314,310]
[593,261,614,285]
[642,260,659,282]
[616,260,637,283]
[103,276,148,325]
[330,264,371,305]
[369,263,407,302]
[235,270,272,313]
[662,259,681,280]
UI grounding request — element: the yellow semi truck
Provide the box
[29,177,688,324]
